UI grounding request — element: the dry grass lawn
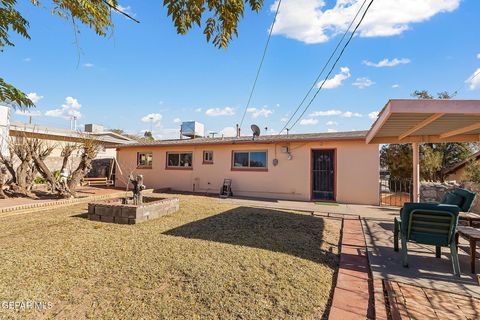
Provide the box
[0,194,340,319]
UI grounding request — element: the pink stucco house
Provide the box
[115,131,380,205]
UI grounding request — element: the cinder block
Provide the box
[88,204,95,214]
[115,216,129,224]
[88,214,100,221]
[128,218,136,225]
[121,207,137,218]
[100,216,114,223]
[95,206,112,217]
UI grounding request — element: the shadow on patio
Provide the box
[364,218,480,298]
[163,206,339,265]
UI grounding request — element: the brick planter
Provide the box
[88,196,179,224]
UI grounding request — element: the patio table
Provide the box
[459,212,480,227]
[456,226,480,274]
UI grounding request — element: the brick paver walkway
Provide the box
[329,218,377,319]
[386,280,480,319]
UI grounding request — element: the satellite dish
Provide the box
[251,124,261,140]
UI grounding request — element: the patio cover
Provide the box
[366,99,480,201]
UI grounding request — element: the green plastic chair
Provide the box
[394,202,461,276]
[440,188,477,213]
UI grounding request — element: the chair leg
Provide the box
[401,235,408,267]
[450,242,461,277]
[394,218,399,252]
[435,246,441,258]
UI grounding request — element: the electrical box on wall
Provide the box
[281,146,289,153]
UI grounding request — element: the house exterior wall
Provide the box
[446,158,480,182]
[115,140,380,205]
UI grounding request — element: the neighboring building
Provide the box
[115,131,380,205]
[445,151,480,182]
[7,121,135,172]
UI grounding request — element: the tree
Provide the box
[1,0,261,108]
[465,160,480,183]
[143,131,154,141]
[381,90,473,181]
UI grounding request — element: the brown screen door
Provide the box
[312,150,335,201]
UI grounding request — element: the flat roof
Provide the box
[9,122,135,146]
[366,99,480,144]
[116,130,368,148]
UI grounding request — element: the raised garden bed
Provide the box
[88,196,179,224]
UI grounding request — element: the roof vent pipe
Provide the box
[236,124,241,138]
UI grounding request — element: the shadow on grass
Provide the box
[164,206,338,265]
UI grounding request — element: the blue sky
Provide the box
[1,0,479,138]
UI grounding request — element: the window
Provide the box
[203,151,213,164]
[137,152,153,168]
[167,152,193,168]
[232,151,267,169]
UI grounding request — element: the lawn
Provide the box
[0,194,341,319]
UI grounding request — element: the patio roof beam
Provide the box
[439,123,480,139]
[370,134,480,144]
[398,113,445,140]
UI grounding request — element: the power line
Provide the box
[286,0,375,131]
[453,68,480,95]
[279,0,368,134]
[239,0,282,129]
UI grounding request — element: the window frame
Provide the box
[231,150,268,171]
[203,150,214,164]
[166,151,193,170]
[137,152,153,169]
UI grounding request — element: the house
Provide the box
[115,130,380,205]
[445,151,480,182]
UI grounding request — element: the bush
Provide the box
[34,176,46,184]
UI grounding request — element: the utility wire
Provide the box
[239,0,282,129]
[286,0,375,131]
[279,0,368,134]
[452,68,480,95]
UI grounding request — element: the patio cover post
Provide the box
[412,142,420,202]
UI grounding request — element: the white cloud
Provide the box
[327,128,338,133]
[45,96,82,119]
[220,126,237,137]
[27,92,43,104]
[320,67,350,89]
[15,110,42,117]
[141,113,162,123]
[205,107,235,116]
[155,128,180,140]
[341,111,362,118]
[23,57,31,62]
[115,4,135,16]
[477,53,480,59]
[83,63,94,68]
[309,110,361,118]
[246,107,273,118]
[300,118,319,125]
[392,84,400,88]
[271,0,460,44]
[173,118,182,124]
[368,111,379,120]
[280,117,289,122]
[326,121,338,126]
[352,77,375,89]
[363,58,410,67]
[195,108,202,112]
[465,68,480,90]
[309,110,342,117]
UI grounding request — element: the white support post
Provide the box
[412,142,420,202]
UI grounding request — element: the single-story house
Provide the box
[115,131,380,205]
[445,151,480,182]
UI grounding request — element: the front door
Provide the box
[311,149,335,201]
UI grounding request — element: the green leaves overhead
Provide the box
[0,78,34,109]
[164,0,264,48]
[1,0,263,109]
